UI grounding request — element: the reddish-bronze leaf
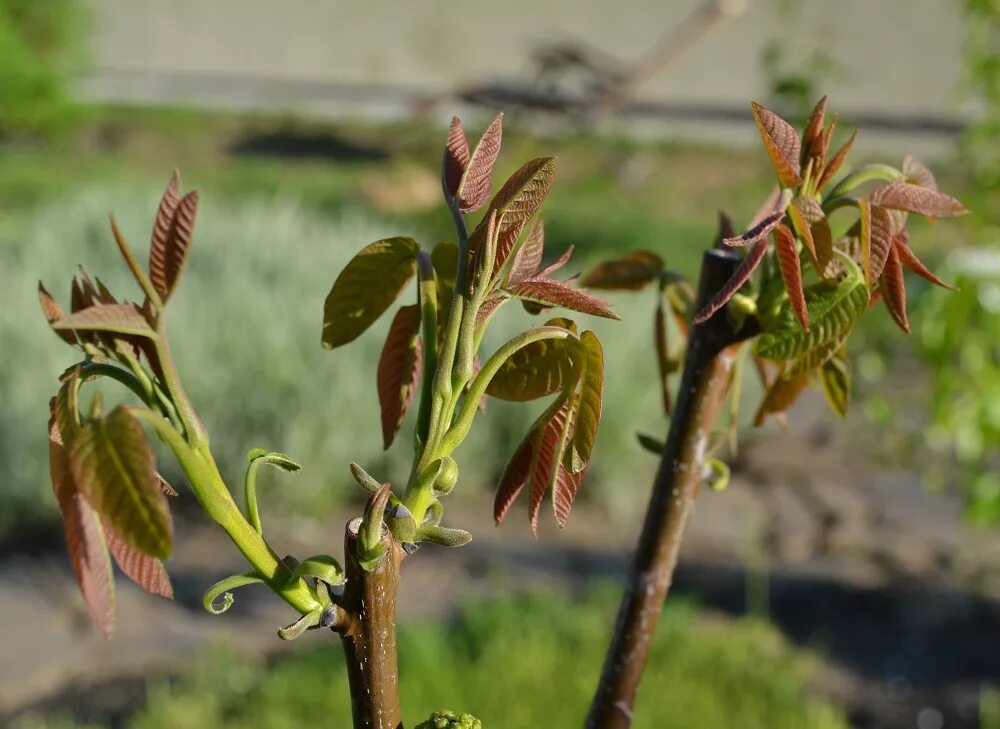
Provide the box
[458,113,503,213]
[580,250,664,291]
[750,101,803,188]
[507,218,545,286]
[69,406,173,559]
[39,282,78,345]
[50,420,116,638]
[893,232,955,291]
[753,369,810,426]
[713,211,735,248]
[723,209,784,247]
[552,463,586,529]
[693,238,768,324]
[870,181,966,218]
[321,237,420,349]
[148,178,199,303]
[902,155,937,190]
[786,200,817,269]
[443,117,470,199]
[494,433,534,525]
[528,398,575,533]
[103,519,173,599]
[801,95,828,165]
[773,224,809,329]
[486,325,578,402]
[816,130,857,191]
[376,304,423,448]
[157,473,179,496]
[858,200,894,285]
[535,246,575,280]
[52,303,156,339]
[512,278,618,319]
[879,243,910,333]
[569,331,603,471]
[476,292,507,329]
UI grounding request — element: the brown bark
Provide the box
[336,517,405,729]
[586,249,758,728]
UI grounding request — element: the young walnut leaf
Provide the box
[773,224,809,329]
[486,322,579,401]
[791,196,834,274]
[512,278,618,319]
[751,101,803,188]
[377,304,423,448]
[879,243,910,333]
[857,199,894,286]
[506,218,545,287]
[870,181,966,218]
[528,398,576,533]
[801,95,828,166]
[458,113,503,213]
[753,369,809,426]
[569,331,603,472]
[815,130,857,192]
[552,462,586,529]
[148,179,199,303]
[694,239,768,324]
[820,353,851,417]
[322,237,420,349]
[579,251,664,291]
[893,232,955,290]
[50,418,116,638]
[38,282,77,345]
[104,520,173,599]
[902,155,937,190]
[69,406,173,560]
[443,117,470,199]
[53,304,156,339]
[494,431,534,525]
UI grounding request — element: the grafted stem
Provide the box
[587,249,759,728]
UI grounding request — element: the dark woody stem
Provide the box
[586,249,760,728]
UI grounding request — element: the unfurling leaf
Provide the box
[820,352,850,417]
[528,398,576,532]
[486,322,579,401]
[879,243,910,333]
[458,113,503,213]
[570,331,604,471]
[69,406,173,559]
[321,237,419,349]
[789,196,833,274]
[750,101,802,188]
[50,419,115,637]
[148,173,199,302]
[580,251,664,290]
[506,218,545,286]
[104,520,173,599]
[512,278,619,319]
[755,265,868,361]
[443,117,470,199]
[552,461,586,529]
[52,304,156,339]
[494,432,534,525]
[858,199,893,286]
[377,304,423,448]
[893,232,955,290]
[801,95,828,165]
[773,224,808,329]
[902,155,937,190]
[870,181,966,218]
[38,282,77,345]
[416,525,472,547]
[694,239,768,324]
[723,209,784,248]
[816,130,857,191]
[358,484,391,570]
[753,369,809,426]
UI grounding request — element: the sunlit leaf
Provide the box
[773,224,808,329]
[528,398,575,532]
[723,209,784,248]
[552,461,586,529]
[893,231,955,290]
[815,130,857,191]
[148,176,199,303]
[486,322,579,402]
[69,406,173,559]
[512,278,618,319]
[321,237,419,349]
[879,242,910,333]
[506,218,545,286]
[458,113,503,213]
[494,431,533,525]
[38,282,77,345]
[52,303,156,339]
[750,101,802,188]
[443,117,470,200]
[801,95,828,165]
[104,520,173,599]
[580,250,664,291]
[857,199,893,286]
[569,331,603,471]
[870,181,966,218]
[694,239,767,324]
[901,155,937,190]
[376,304,423,448]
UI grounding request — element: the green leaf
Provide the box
[820,352,850,417]
[569,331,604,472]
[416,524,472,547]
[755,263,868,362]
[321,237,419,349]
[52,304,156,339]
[69,406,173,559]
[486,321,579,402]
[248,449,302,472]
[636,432,665,455]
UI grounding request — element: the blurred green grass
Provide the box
[17,591,849,729]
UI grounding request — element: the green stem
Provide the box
[823,163,902,203]
[415,252,439,447]
[154,320,209,448]
[77,362,151,406]
[244,458,264,535]
[129,408,322,615]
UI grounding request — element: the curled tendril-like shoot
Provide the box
[277,606,325,641]
[202,571,265,615]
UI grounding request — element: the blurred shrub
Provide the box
[20,591,848,728]
[0,0,86,138]
[961,0,1000,188]
[0,186,663,539]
